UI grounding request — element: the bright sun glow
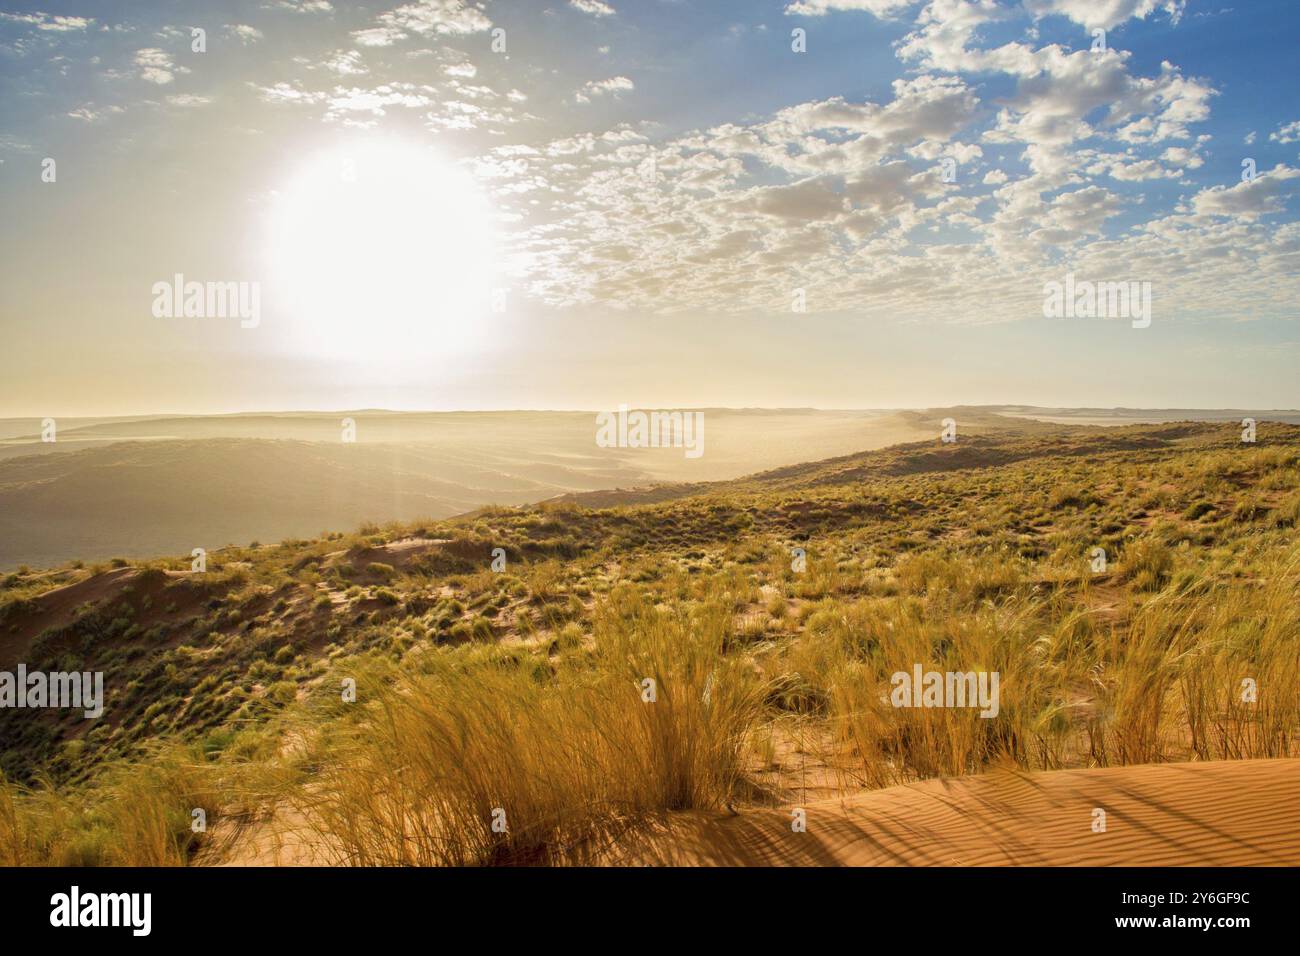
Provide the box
[267,140,498,362]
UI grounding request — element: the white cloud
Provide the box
[569,0,616,16]
[1192,165,1300,219]
[784,0,915,16]
[900,5,1214,150]
[1269,121,1300,145]
[266,0,333,11]
[353,0,492,46]
[167,94,213,107]
[1159,145,1202,170]
[323,83,436,117]
[254,73,523,132]
[728,176,849,222]
[353,27,405,47]
[0,12,93,31]
[66,103,122,121]
[575,75,634,103]
[325,49,368,75]
[1022,0,1186,31]
[225,24,264,44]
[133,48,188,84]
[255,82,328,105]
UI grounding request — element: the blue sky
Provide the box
[2,0,1299,414]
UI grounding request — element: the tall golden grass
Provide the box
[772,544,1300,788]
[293,586,765,865]
[0,745,228,866]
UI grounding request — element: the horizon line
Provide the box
[5,403,1300,421]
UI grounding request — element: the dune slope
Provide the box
[598,759,1300,867]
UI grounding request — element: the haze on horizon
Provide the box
[4,0,1300,418]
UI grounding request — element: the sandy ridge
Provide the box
[597,758,1300,867]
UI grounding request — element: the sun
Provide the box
[266,140,499,363]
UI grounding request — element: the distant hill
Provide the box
[2,406,1294,569]
[0,408,925,569]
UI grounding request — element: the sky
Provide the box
[2,0,1299,416]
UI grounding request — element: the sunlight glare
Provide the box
[267,140,498,363]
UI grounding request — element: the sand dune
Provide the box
[0,567,138,669]
[598,759,1300,867]
[210,759,1300,866]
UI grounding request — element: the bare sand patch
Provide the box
[597,758,1300,867]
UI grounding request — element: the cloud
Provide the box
[1022,0,1186,31]
[225,24,264,44]
[353,27,405,47]
[0,12,93,31]
[325,49,368,75]
[1192,165,1300,219]
[353,0,492,46]
[255,82,328,105]
[66,103,123,122]
[784,0,915,16]
[1269,121,1300,145]
[265,0,334,11]
[324,83,435,117]
[728,176,848,222]
[1030,184,1124,243]
[167,94,213,107]
[575,75,634,103]
[689,75,978,178]
[899,5,1214,149]
[1159,145,1203,170]
[569,0,616,16]
[133,48,188,84]
[254,74,524,132]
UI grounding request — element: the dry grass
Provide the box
[293,586,764,865]
[767,545,1300,789]
[0,745,232,866]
